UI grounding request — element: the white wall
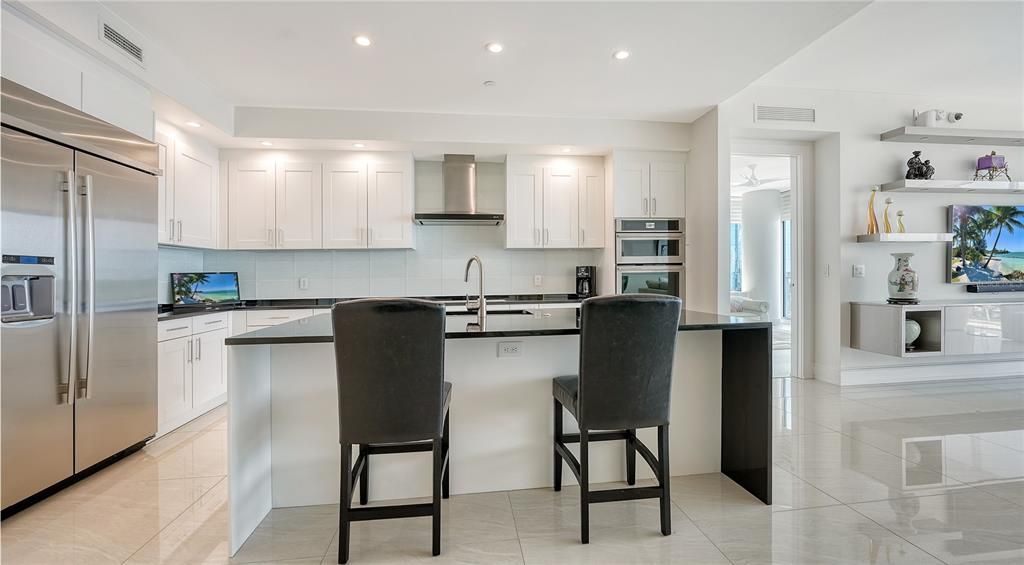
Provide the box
[158,160,599,303]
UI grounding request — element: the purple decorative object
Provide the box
[978,152,1006,170]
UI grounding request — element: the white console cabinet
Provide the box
[851,300,1024,358]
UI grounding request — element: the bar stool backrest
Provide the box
[331,298,446,444]
[578,294,682,430]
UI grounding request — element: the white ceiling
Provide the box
[755,1,1024,101]
[107,1,867,123]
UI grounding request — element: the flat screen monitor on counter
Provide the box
[171,272,241,306]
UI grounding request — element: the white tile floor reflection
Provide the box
[3,376,1024,564]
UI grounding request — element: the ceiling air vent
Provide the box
[754,105,815,123]
[100,20,144,67]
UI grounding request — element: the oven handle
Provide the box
[616,264,685,273]
[614,232,683,239]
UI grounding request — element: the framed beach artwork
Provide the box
[949,205,1024,283]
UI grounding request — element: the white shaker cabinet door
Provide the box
[542,167,579,248]
[275,162,322,249]
[155,132,174,245]
[323,161,368,249]
[192,328,227,405]
[579,167,605,248]
[649,161,685,218]
[505,165,543,249]
[614,160,649,218]
[228,161,277,249]
[157,336,192,431]
[367,158,414,249]
[174,140,218,248]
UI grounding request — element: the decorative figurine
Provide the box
[905,151,934,180]
[883,198,894,233]
[867,186,880,234]
[897,210,906,233]
[887,252,919,304]
[913,109,964,127]
[974,151,1011,181]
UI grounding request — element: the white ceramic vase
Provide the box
[887,253,919,301]
[904,319,922,348]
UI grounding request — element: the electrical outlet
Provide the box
[533,275,543,288]
[852,265,866,278]
[497,341,523,358]
[298,277,309,290]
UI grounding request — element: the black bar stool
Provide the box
[331,298,451,564]
[552,294,682,544]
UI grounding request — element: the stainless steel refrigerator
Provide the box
[1,78,159,513]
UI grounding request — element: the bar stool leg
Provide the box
[442,411,450,499]
[339,444,352,564]
[579,428,590,545]
[358,444,369,506]
[553,399,563,492]
[658,425,672,536]
[432,437,443,556]
[626,429,637,486]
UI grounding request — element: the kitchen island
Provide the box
[225,307,772,554]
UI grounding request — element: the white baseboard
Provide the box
[841,360,1024,386]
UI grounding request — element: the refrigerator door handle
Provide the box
[63,169,78,405]
[80,174,96,400]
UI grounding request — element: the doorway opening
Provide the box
[729,145,809,378]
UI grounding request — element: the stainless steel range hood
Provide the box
[414,154,504,225]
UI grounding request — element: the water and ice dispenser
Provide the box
[1,255,56,323]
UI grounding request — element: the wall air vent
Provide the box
[754,105,815,123]
[100,20,144,67]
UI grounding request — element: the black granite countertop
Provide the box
[225,308,772,346]
[158,294,585,320]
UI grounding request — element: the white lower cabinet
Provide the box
[156,313,229,436]
[244,309,315,332]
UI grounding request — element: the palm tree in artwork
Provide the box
[953,205,986,263]
[983,206,1024,268]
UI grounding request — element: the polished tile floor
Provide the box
[3,376,1024,564]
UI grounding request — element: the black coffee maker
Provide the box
[575,266,596,298]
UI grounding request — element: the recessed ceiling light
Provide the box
[353,35,372,47]
[353,143,366,148]
[562,147,572,153]
[612,50,631,60]
[485,42,504,53]
[185,121,201,128]
[260,141,273,146]
[482,80,496,87]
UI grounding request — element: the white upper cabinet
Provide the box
[614,160,649,218]
[579,168,605,248]
[227,153,415,250]
[649,161,685,218]
[367,158,415,249]
[542,168,580,248]
[506,164,543,248]
[173,139,218,248]
[322,161,367,249]
[275,162,322,249]
[613,153,685,219]
[505,156,605,250]
[156,132,172,245]
[228,161,277,249]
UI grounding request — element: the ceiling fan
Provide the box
[731,164,787,189]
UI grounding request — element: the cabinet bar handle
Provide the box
[642,198,648,215]
[177,220,183,242]
[278,228,284,247]
[167,325,189,332]
[168,218,175,241]
[195,337,202,360]
[652,198,657,215]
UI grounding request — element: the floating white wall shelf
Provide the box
[880,126,1024,146]
[880,179,1023,194]
[856,233,953,243]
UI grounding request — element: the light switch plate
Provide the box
[852,265,866,278]
[298,277,309,290]
[533,275,543,287]
[498,341,523,357]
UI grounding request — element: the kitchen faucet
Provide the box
[464,255,486,328]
